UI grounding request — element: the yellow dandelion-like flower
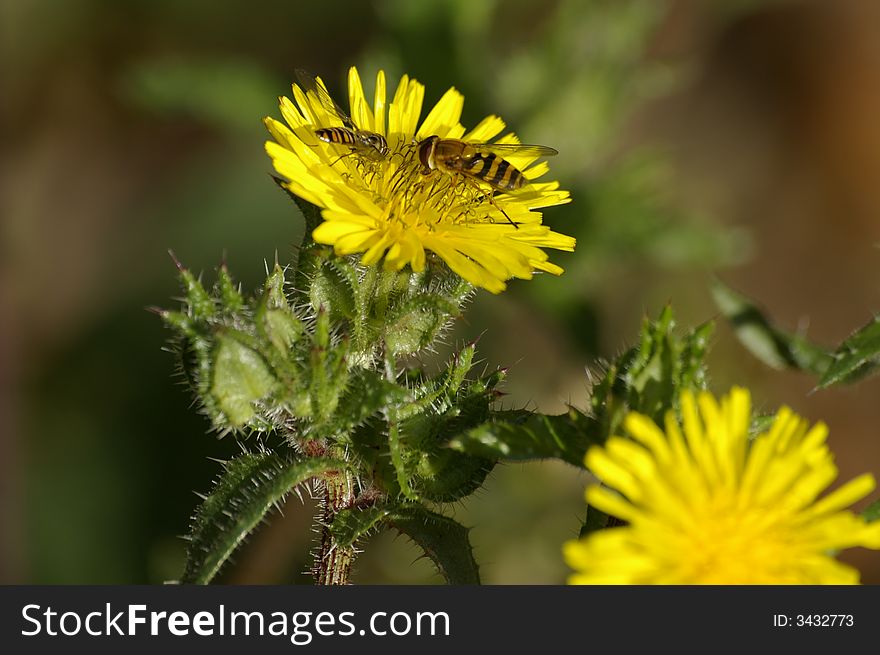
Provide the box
[564,387,880,584]
[264,67,575,293]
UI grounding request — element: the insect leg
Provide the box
[469,184,518,228]
[328,149,358,167]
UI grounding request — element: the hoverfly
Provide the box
[415,136,558,226]
[295,69,388,160]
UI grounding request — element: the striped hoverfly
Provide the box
[415,136,558,226]
[295,69,388,159]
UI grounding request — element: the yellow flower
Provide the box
[264,67,575,293]
[564,387,880,584]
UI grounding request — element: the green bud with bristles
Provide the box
[263,263,288,308]
[309,255,357,325]
[256,265,303,357]
[171,252,215,321]
[160,309,195,338]
[159,198,507,585]
[211,332,276,428]
[217,264,244,312]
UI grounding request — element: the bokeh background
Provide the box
[3,0,880,584]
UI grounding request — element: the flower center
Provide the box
[328,140,504,230]
[675,501,795,583]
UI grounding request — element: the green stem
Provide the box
[352,265,379,354]
[383,348,416,499]
[313,467,357,585]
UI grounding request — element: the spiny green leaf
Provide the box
[310,341,349,426]
[819,316,880,388]
[271,176,322,232]
[711,279,832,374]
[333,369,409,434]
[305,307,350,425]
[384,307,445,355]
[679,320,714,389]
[385,504,480,585]
[290,192,323,234]
[383,291,463,356]
[399,345,478,420]
[448,408,599,468]
[329,506,389,549]
[310,258,358,324]
[259,308,303,355]
[217,264,244,312]
[381,358,500,502]
[387,413,417,500]
[443,343,476,399]
[180,452,347,584]
[160,309,195,338]
[313,306,331,349]
[589,307,713,440]
[255,267,303,362]
[177,264,215,321]
[414,449,494,502]
[211,333,276,427]
[263,263,289,309]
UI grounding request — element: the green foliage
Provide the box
[449,408,598,467]
[450,306,712,470]
[819,317,880,388]
[180,451,348,584]
[160,199,505,583]
[328,501,480,584]
[448,306,713,537]
[457,0,749,310]
[143,2,781,587]
[307,249,472,360]
[864,499,880,524]
[330,506,390,549]
[385,504,480,585]
[589,305,713,437]
[164,227,722,583]
[712,280,832,375]
[713,279,880,388]
[122,56,282,134]
[210,333,276,428]
[343,346,500,503]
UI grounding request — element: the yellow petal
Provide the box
[348,66,374,132]
[373,69,386,136]
[464,115,506,142]
[416,86,464,139]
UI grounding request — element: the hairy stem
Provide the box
[313,468,357,585]
[382,347,414,498]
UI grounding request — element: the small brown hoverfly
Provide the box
[415,136,558,226]
[295,69,388,160]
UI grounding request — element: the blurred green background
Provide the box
[3,0,880,584]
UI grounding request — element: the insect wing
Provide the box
[294,69,356,130]
[471,143,558,158]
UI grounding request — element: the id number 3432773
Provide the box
[773,614,854,627]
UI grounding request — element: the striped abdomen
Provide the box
[315,127,358,146]
[462,152,526,192]
[316,127,388,158]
